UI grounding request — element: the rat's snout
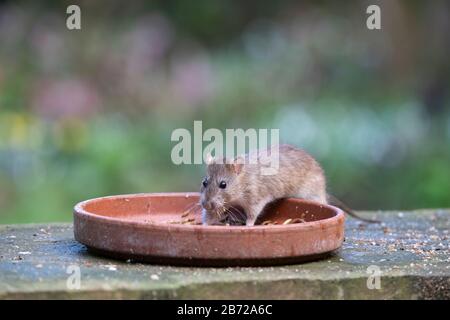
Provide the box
[201,200,217,211]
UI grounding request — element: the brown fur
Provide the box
[200,144,327,226]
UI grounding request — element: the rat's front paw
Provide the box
[245,214,257,226]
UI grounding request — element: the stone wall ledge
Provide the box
[1,209,449,299]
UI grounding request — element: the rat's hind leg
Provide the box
[295,189,327,205]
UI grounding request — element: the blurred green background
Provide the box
[1,0,449,224]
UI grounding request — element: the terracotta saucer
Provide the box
[73,192,345,266]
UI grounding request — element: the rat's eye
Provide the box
[219,181,227,189]
[202,178,208,188]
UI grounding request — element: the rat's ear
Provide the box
[230,156,244,175]
[205,152,214,165]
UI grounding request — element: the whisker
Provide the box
[227,212,238,224]
[224,203,245,221]
[182,202,201,215]
[224,207,241,225]
[216,206,226,219]
[224,202,240,212]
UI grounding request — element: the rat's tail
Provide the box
[327,194,380,223]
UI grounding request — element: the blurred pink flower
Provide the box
[0,64,4,90]
[0,5,27,50]
[170,51,215,107]
[30,21,66,73]
[124,14,173,76]
[31,79,101,120]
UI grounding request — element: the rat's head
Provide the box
[200,154,244,225]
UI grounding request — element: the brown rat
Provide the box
[200,144,379,226]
